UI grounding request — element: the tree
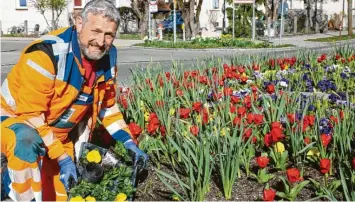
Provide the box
[119,7,138,33]
[30,0,69,31]
[348,0,353,35]
[131,0,149,38]
[176,0,204,39]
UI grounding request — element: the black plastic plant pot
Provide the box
[82,162,104,183]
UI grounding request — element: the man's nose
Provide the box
[97,34,105,47]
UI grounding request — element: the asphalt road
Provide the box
[2,39,355,85]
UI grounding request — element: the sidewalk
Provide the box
[1,36,143,47]
[268,30,353,47]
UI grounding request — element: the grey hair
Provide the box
[81,0,120,27]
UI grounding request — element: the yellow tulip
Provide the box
[86,150,101,163]
[306,148,320,157]
[69,196,85,202]
[115,193,127,202]
[220,128,230,136]
[139,100,145,111]
[144,111,150,122]
[195,115,202,124]
[85,196,96,202]
[169,108,175,116]
[275,142,285,153]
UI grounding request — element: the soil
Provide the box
[134,162,344,201]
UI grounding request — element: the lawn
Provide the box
[135,37,293,49]
[305,34,355,42]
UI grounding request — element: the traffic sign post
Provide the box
[149,0,158,40]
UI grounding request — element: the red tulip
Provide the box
[271,128,284,143]
[320,134,331,147]
[286,168,303,183]
[202,108,209,125]
[287,113,296,124]
[264,133,273,147]
[192,102,203,112]
[320,158,331,174]
[128,122,142,138]
[230,96,240,104]
[230,104,237,113]
[256,156,269,168]
[243,128,253,140]
[271,122,282,129]
[156,100,164,108]
[179,108,191,119]
[305,115,315,126]
[246,113,254,124]
[237,107,247,117]
[233,117,241,126]
[118,95,128,109]
[223,87,233,96]
[340,110,344,120]
[352,157,355,169]
[304,137,311,145]
[240,75,248,83]
[190,125,199,136]
[165,72,171,81]
[147,121,159,134]
[253,114,264,125]
[330,116,338,124]
[263,188,276,201]
[149,113,158,122]
[176,89,184,96]
[199,75,208,85]
[160,125,166,136]
[266,84,275,94]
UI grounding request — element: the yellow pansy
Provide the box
[85,196,96,202]
[275,142,285,153]
[69,196,85,202]
[172,194,180,201]
[115,193,127,202]
[169,108,175,115]
[306,148,320,157]
[86,150,101,163]
[144,111,150,122]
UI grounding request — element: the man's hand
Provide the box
[124,141,149,170]
[58,155,78,191]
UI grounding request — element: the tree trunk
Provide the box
[348,0,353,35]
[131,0,149,38]
[314,0,318,32]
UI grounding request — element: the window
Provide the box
[212,0,219,9]
[16,0,28,9]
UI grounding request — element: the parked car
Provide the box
[162,11,184,32]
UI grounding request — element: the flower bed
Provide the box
[69,142,135,201]
[117,47,355,201]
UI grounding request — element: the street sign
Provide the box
[234,0,253,4]
[149,0,158,13]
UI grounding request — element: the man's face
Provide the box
[76,13,117,60]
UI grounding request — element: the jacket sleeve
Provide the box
[99,65,134,143]
[14,43,66,159]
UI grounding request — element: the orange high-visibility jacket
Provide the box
[1,26,133,160]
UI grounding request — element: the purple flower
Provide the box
[308,104,316,112]
[340,72,349,79]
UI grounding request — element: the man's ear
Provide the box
[76,16,83,33]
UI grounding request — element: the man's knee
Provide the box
[7,123,44,163]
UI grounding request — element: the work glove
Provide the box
[58,156,78,192]
[124,140,149,170]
